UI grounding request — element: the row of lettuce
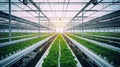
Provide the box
[74,32,120,48]
[42,34,77,67]
[0,32,38,38]
[66,33,120,67]
[0,32,48,43]
[0,33,53,60]
[85,32,120,37]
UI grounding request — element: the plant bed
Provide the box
[0,34,53,60]
[0,32,48,38]
[73,33,120,48]
[42,34,77,67]
[85,32,120,38]
[85,36,120,48]
[0,32,38,38]
[0,34,38,43]
[66,34,120,67]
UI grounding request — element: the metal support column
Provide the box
[38,3,40,37]
[73,21,75,35]
[48,22,50,34]
[82,11,84,37]
[9,0,12,42]
[50,24,52,33]
[71,22,73,33]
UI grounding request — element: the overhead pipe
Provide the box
[65,0,101,30]
[8,0,12,42]
[29,0,56,30]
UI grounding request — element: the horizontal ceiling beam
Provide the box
[0,2,120,5]
[0,11,49,29]
[66,0,93,28]
[0,10,116,12]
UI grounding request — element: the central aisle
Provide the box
[42,33,77,67]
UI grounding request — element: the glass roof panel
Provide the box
[0,0,120,30]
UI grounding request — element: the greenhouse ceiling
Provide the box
[0,0,120,32]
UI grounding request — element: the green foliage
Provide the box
[0,34,38,43]
[67,34,120,67]
[42,35,59,67]
[0,34,52,60]
[0,32,37,38]
[42,34,77,67]
[78,32,120,37]
[73,32,120,50]
[0,32,48,43]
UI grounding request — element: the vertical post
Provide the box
[38,3,40,37]
[114,27,115,32]
[98,28,100,32]
[48,21,50,34]
[50,24,51,33]
[48,22,49,34]
[82,11,84,37]
[117,27,119,32]
[71,21,73,33]
[3,29,5,32]
[51,24,52,33]
[9,0,12,42]
[71,21,73,34]
[73,21,75,34]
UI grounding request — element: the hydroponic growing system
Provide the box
[0,0,120,67]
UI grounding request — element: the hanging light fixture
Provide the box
[19,0,29,5]
[92,0,98,5]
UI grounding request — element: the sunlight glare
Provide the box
[56,27,63,33]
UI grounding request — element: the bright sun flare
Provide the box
[56,27,63,33]
[53,18,64,33]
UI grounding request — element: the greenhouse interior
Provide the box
[0,0,120,67]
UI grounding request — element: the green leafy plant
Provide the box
[67,33,120,67]
[42,34,77,67]
[0,34,53,60]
